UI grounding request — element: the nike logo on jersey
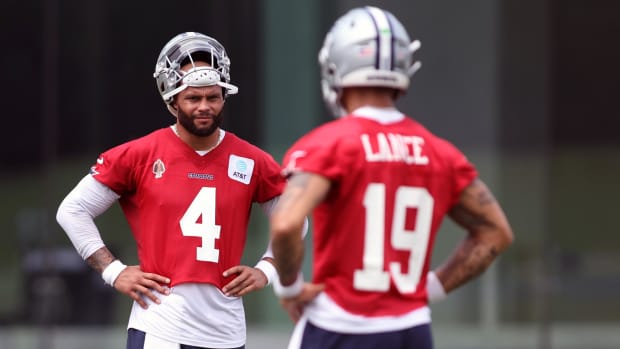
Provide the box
[228,155,254,185]
[361,132,429,165]
[282,150,307,177]
[90,156,104,176]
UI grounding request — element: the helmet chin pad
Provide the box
[183,66,221,87]
[161,66,239,102]
[183,67,239,95]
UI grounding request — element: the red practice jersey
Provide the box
[282,114,477,317]
[90,128,284,288]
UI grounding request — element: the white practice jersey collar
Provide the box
[350,106,405,124]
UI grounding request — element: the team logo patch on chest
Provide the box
[152,159,166,179]
[228,155,254,185]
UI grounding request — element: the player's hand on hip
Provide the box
[113,265,171,309]
[280,282,325,323]
[222,265,268,297]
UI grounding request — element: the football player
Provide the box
[270,6,514,349]
[57,32,300,349]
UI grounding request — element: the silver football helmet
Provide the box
[318,6,422,117]
[153,32,238,115]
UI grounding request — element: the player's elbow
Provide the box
[483,207,514,254]
[270,214,302,242]
[470,220,514,257]
[56,197,74,228]
[56,203,65,226]
[497,221,514,252]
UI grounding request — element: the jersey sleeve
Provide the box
[89,142,138,196]
[282,126,359,181]
[253,150,286,203]
[445,140,478,207]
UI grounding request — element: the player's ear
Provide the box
[166,102,179,117]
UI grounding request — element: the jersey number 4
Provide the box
[180,187,221,262]
[354,183,434,294]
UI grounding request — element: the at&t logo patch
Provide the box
[228,155,254,185]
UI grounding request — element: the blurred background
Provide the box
[1,0,619,348]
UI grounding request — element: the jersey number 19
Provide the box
[354,183,434,294]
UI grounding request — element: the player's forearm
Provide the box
[86,246,118,274]
[271,172,329,285]
[270,204,306,284]
[271,228,304,285]
[439,178,514,293]
[435,221,513,293]
[434,235,501,293]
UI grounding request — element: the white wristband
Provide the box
[255,259,277,286]
[426,271,447,303]
[101,260,127,287]
[273,272,304,299]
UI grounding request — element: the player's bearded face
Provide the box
[175,61,225,138]
[177,105,223,138]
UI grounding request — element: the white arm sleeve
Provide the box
[56,174,120,260]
